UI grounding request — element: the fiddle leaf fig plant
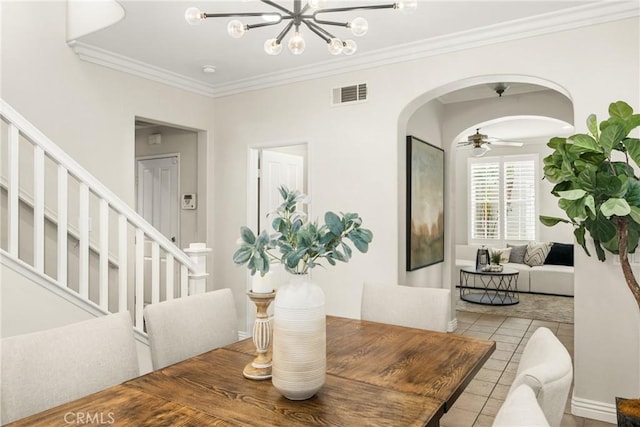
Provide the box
[540,100,640,310]
[233,186,373,276]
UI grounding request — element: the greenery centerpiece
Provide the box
[233,186,373,276]
[490,249,503,265]
[540,101,640,311]
[232,186,373,400]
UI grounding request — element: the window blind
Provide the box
[504,159,536,240]
[470,162,500,240]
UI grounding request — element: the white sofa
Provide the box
[455,244,574,296]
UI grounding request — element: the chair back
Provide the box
[493,383,550,427]
[361,283,450,332]
[1,312,139,424]
[509,327,573,427]
[144,288,238,370]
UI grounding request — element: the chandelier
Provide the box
[185,0,417,56]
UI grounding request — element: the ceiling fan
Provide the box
[457,128,524,157]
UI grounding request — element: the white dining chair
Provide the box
[508,326,573,427]
[144,288,239,370]
[493,383,550,427]
[1,311,139,425]
[361,283,451,332]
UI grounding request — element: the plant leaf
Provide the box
[240,227,256,244]
[609,100,633,119]
[623,138,640,167]
[558,189,586,200]
[325,211,344,235]
[600,198,631,218]
[599,123,626,156]
[586,114,599,140]
[539,215,572,227]
[568,134,601,153]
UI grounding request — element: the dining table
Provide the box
[7,316,495,427]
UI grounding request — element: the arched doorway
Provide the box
[396,75,574,331]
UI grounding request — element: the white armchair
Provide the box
[361,283,451,332]
[144,288,239,370]
[1,312,139,424]
[508,327,573,427]
[493,383,550,427]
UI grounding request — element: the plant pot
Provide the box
[617,397,640,426]
[272,274,326,400]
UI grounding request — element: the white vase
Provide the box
[272,274,326,400]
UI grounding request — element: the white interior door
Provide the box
[137,156,180,244]
[259,149,304,231]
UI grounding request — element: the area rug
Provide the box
[455,291,574,324]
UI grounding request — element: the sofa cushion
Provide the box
[530,265,574,296]
[508,244,528,264]
[524,242,553,267]
[544,243,574,266]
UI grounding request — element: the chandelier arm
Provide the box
[246,18,286,30]
[313,4,397,15]
[260,0,294,16]
[203,12,278,18]
[303,20,334,43]
[275,21,295,44]
[311,18,349,28]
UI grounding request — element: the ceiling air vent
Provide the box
[332,83,367,105]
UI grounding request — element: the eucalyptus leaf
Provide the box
[240,226,256,244]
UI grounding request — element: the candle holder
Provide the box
[243,290,276,380]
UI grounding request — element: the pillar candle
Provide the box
[252,272,273,293]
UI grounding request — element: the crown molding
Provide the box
[68,41,217,97]
[69,1,639,99]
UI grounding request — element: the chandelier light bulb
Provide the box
[288,32,306,55]
[184,7,204,25]
[349,17,369,37]
[327,38,343,55]
[395,0,418,14]
[227,20,247,38]
[307,0,327,10]
[264,38,283,55]
[342,39,357,56]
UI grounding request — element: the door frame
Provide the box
[245,141,311,332]
[135,152,182,246]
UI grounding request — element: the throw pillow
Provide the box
[497,248,512,264]
[507,244,527,264]
[524,242,553,267]
[545,243,574,266]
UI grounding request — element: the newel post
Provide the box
[184,243,212,295]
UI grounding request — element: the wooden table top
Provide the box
[9,316,495,427]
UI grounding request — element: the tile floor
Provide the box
[441,311,614,427]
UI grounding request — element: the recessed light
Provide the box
[202,65,216,74]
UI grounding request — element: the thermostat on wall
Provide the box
[182,194,196,210]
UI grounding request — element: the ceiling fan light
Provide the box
[395,0,417,14]
[472,145,490,157]
[349,17,368,37]
[184,7,204,25]
[327,38,343,55]
[227,20,246,38]
[288,32,306,55]
[264,38,283,55]
[342,39,357,56]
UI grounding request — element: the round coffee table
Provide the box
[459,266,519,306]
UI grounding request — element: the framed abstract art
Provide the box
[406,135,445,271]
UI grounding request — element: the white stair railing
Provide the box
[0,99,198,335]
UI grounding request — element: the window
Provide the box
[469,155,537,242]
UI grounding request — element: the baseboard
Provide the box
[239,331,250,340]
[448,318,458,333]
[571,393,617,424]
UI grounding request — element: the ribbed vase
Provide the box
[272,274,326,400]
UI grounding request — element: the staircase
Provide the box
[0,99,200,337]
